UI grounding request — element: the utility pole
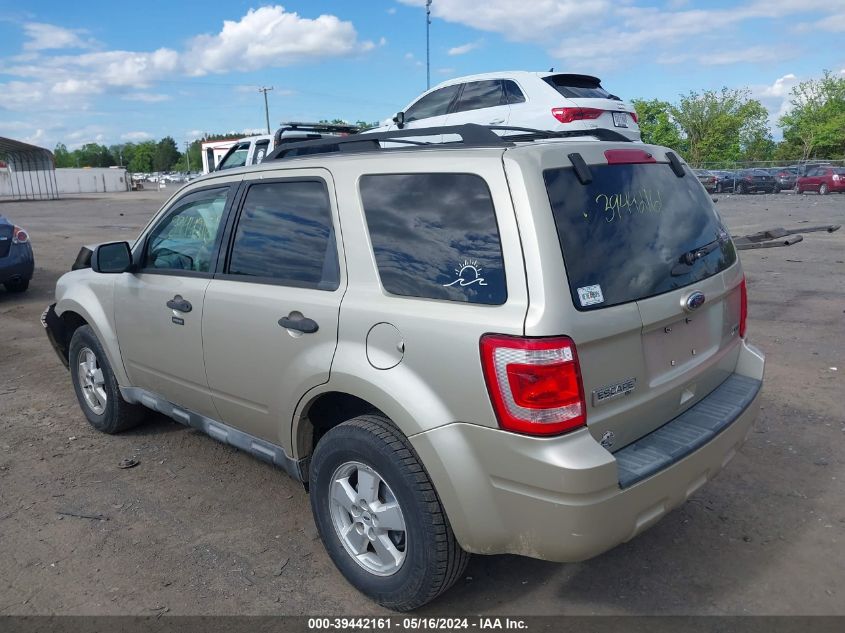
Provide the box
[426,0,432,90]
[184,141,191,173]
[258,86,274,134]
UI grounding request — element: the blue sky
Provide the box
[1,0,843,149]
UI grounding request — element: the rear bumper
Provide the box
[411,340,764,562]
[41,303,69,368]
[0,243,34,284]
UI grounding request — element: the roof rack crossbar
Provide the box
[266,123,634,161]
[266,123,509,161]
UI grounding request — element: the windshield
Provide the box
[543,163,736,310]
[217,143,250,170]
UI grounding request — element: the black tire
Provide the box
[773,184,780,194]
[819,183,829,195]
[3,278,29,293]
[69,325,145,434]
[310,414,469,611]
[737,182,747,195]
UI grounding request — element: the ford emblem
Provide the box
[684,291,706,312]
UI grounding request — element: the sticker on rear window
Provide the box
[577,284,604,306]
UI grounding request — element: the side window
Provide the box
[503,80,526,104]
[360,173,506,305]
[217,143,250,170]
[143,187,229,273]
[227,181,339,290]
[252,139,270,165]
[453,80,505,113]
[404,84,461,123]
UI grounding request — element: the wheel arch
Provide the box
[56,296,129,386]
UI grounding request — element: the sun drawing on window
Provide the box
[443,258,488,287]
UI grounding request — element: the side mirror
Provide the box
[392,111,405,129]
[92,241,133,274]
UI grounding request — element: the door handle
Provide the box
[166,295,192,313]
[278,314,319,334]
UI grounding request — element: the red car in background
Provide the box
[796,166,845,194]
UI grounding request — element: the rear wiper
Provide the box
[671,231,729,275]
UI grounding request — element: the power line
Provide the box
[258,86,273,134]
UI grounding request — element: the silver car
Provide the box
[43,125,764,611]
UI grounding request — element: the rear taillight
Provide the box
[833,174,841,182]
[739,277,748,338]
[630,111,638,124]
[480,334,586,436]
[12,226,28,244]
[551,107,603,124]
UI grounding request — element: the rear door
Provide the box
[445,80,510,126]
[539,156,742,450]
[201,170,344,444]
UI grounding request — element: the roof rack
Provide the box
[265,123,632,161]
[273,121,360,147]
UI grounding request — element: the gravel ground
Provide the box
[0,187,843,615]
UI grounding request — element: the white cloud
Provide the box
[387,7,397,14]
[183,6,373,75]
[51,79,103,95]
[121,131,153,141]
[699,46,784,66]
[400,0,609,41]
[400,0,841,69]
[448,41,481,56]
[437,67,456,75]
[22,22,93,51]
[751,73,801,126]
[811,12,845,31]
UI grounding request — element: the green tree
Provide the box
[670,88,771,166]
[75,143,115,168]
[128,141,156,173]
[153,136,180,172]
[779,70,845,160]
[53,143,73,168]
[739,100,775,162]
[630,99,684,151]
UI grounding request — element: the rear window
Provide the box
[544,74,613,99]
[360,173,506,305]
[543,163,736,310]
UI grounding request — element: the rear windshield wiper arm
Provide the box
[671,231,729,275]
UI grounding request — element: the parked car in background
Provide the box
[693,169,717,193]
[796,166,845,194]
[767,167,797,191]
[0,215,33,293]
[733,169,778,194]
[372,71,641,141]
[713,170,737,193]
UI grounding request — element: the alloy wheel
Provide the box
[329,461,407,576]
[77,347,107,415]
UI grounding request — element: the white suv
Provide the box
[372,71,641,141]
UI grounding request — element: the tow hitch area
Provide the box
[733,224,841,250]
